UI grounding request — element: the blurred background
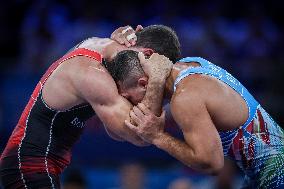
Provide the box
[0,0,283,188]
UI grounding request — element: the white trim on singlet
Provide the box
[16,49,100,188]
[63,104,90,112]
[44,112,59,189]
[39,81,57,112]
[17,92,41,189]
[43,104,91,188]
[39,80,92,113]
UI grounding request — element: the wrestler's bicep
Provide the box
[92,95,131,125]
[74,64,119,104]
[74,66,136,134]
[80,67,131,114]
[170,90,223,164]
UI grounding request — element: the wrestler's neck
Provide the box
[164,62,197,98]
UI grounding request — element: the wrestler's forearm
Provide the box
[141,77,166,116]
[116,102,149,146]
[153,132,222,175]
[103,123,125,141]
[100,97,149,146]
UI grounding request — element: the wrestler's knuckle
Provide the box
[144,120,151,126]
[137,129,143,135]
[115,33,120,39]
[147,115,155,122]
[148,114,154,119]
[128,27,134,32]
[143,118,149,124]
[152,53,159,57]
[144,115,151,120]
[145,124,152,129]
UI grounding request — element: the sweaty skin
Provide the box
[0,26,178,189]
[126,61,249,174]
[42,36,172,146]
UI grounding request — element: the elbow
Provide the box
[127,136,151,147]
[131,139,151,147]
[133,141,151,147]
[111,137,125,142]
[206,160,224,175]
[193,151,224,175]
[107,132,125,142]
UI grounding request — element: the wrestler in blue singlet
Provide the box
[174,57,284,188]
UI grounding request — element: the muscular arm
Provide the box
[141,77,165,116]
[138,52,172,116]
[126,76,224,174]
[153,83,224,174]
[78,31,166,117]
[99,52,171,142]
[73,57,166,145]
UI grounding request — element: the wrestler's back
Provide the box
[173,57,284,188]
[173,62,248,131]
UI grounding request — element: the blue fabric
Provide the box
[175,57,259,129]
[174,57,284,188]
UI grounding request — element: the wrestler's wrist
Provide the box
[148,76,167,85]
[152,132,167,147]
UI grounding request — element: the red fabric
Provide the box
[11,48,102,146]
[257,109,271,145]
[1,48,103,174]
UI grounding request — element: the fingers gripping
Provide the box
[130,110,141,125]
[125,120,139,132]
[133,106,145,119]
[111,25,138,47]
[137,103,152,115]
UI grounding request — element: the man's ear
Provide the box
[137,77,148,89]
[120,92,130,99]
[117,81,125,93]
[142,48,154,58]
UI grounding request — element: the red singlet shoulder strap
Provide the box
[63,48,103,63]
[39,48,103,85]
[30,48,103,105]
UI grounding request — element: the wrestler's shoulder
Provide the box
[58,55,106,79]
[172,74,222,108]
[67,55,102,67]
[176,74,218,93]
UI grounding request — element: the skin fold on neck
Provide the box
[165,62,200,99]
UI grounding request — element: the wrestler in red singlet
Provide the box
[0,48,102,189]
[0,24,182,189]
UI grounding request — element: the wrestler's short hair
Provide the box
[135,25,181,63]
[106,50,144,88]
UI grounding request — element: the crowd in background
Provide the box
[0,0,283,188]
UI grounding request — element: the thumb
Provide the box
[125,120,139,132]
[138,52,146,64]
[136,25,143,32]
[160,110,166,119]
